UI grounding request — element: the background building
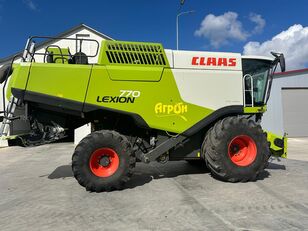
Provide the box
[262,69,308,137]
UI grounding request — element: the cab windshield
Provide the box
[242,59,272,106]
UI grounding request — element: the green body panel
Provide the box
[267,131,287,158]
[106,66,163,81]
[244,106,267,113]
[25,63,92,103]
[283,136,288,158]
[0,135,22,140]
[6,63,31,99]
[86,66,213,133]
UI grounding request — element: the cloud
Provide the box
[243,24,308,70]
[249,13,266,34]
[195,12,248,48]
[23,0,38,11]
[195,12,266,48]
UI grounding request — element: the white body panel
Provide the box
[166,50,243,110]
[171,69,243,110]
[164,49,174,68]
[242,55,274,62]
[172,50,242,71]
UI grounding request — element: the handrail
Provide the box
[23,36,100,62]
[243,74,254,107]
[2,55,22,117]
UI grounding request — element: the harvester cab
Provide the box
[0,35,287,191]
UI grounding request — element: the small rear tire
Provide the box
[72,130,135,192]
[202,116,270,182]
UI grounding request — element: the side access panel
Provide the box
[171,50,244,110]
[25,63,92,111]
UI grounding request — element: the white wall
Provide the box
[33,28,106,64]
[262,71,308,136]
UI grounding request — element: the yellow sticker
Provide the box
[154,102,188,121]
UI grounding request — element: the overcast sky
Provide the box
[0,0,307,70]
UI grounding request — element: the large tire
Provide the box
[202,116,270,182]
[72,130,135,192]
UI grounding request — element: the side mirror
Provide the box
[271,52,286,72]
[279,53,286,72]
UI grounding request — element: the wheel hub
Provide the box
[228,135,257,167]
[231,144,240,155]
[99,156,111,167]
[89,148,120,177]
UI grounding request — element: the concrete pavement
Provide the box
[0,139,307,231]
[288,138,308,161]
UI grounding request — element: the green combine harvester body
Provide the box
[0,36,287,191]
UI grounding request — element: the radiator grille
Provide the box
[100,41,168,67]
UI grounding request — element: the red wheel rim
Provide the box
[89,148,120,177]
[228,135,257,167]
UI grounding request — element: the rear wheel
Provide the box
[202,116,270,182]
[72,130,135,192]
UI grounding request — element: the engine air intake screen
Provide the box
[98,41,168,67]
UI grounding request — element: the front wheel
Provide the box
[72,130,136,192]
[202,116,270,182]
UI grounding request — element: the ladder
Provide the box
[0,96,19,137]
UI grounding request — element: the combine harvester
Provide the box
[0,36,287,191]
